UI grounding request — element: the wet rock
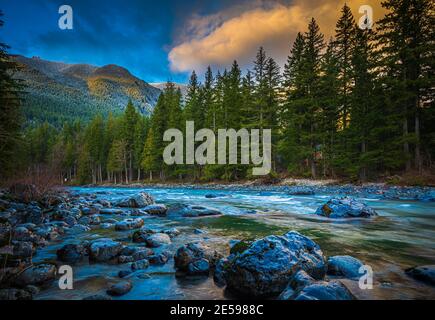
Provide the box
[34,226,59,240]
[187,258,210,276]
[287,187,315,196]
[132,249,154,261]
[194,228,207,235]
[118,255,135,264]
[131,259,149,271]
[78,215,101,226]
[205,193,227,198]
[12,227,33,242]
[57,244,87,263]
[115,218,144,231]
[144,233,171,248]
[118,270,132,278]
[278,270,315,300]
[69,224,91,233]
[213,257,230,287]
[175,242,221,276]
[405,265,435,286]
[293,281,355,300]
[163,227,181,238]
[0,288,32,300]
[12,241,35,258]
[116,192,155,208]
[168,204,222,217]
[223,231,326,297]
[107,281,132,296]
[88,238,123,262]
[100,208,124,215]
[149,251,171,265]
[14,264,56,287]
[143,204,168,216]
[80,206,100,216]
[327,255,364,279]
[315,197,377,218]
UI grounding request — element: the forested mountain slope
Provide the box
[12,55,161,126]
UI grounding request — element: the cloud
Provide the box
[169,0,386,74]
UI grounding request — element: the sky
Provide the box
[0,0,385,84]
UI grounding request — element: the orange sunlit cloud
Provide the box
[169,0,386,74]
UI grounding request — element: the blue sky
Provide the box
[0,0,383,83]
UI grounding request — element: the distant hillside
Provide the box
[150,82,188,98]
[12,55,161,127]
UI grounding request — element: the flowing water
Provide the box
[35,186,435,300]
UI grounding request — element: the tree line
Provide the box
[1,1,434,184]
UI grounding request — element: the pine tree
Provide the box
[0,11,23,177]
[376,0,435,173]
[334,4,356,129]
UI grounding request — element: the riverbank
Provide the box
[80,180,435,202]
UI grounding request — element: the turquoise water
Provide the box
[35,186,435,300]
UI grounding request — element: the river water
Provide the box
[34,186,435,300]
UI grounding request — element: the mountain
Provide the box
[150,82,188,98]
[12,55,162,127]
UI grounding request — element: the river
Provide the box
[34,186,435,300]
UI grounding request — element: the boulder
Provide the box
[405,265,435,286]
[144,233,171,248]
[107,281,132,296]
[88,238,123,262]
[57,243,87,263]
[143,204,168,216]
[278,270,315,300]
[116,192,155,208]
[315,197,377,218]
[132,249,154,261]
[327,255,364,279]
[149,252,170,265]
[12,241,35,258]
[287,187,315,196]
[131,259,149,271]
[293,281,355,300]
[174,242,222,276]
[14,264,56,287]
[168,204,222,217]
[223,231,326,297]
[115,218,144,231]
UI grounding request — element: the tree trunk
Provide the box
[403,118,411,171]
[415,105,422,174]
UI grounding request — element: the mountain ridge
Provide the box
[12,55,162,126]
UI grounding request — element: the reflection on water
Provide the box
[35,186,435,300]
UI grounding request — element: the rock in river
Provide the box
[116,192,155,208]
[115,218,144,231]
[168,204,222,217]
[88,238,123,262]
[222,231,326,297]
[57,243,87,263]
[107,281,132,296]
[405,265,435,286]
[293,281,355,300]
[143,204,168,216]
[174,242,222,276]
[315,197,377,218]
[144,233,171,248]
[327,255,364,279]
[14,264,56,287]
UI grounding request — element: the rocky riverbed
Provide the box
[0,185,434,300]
